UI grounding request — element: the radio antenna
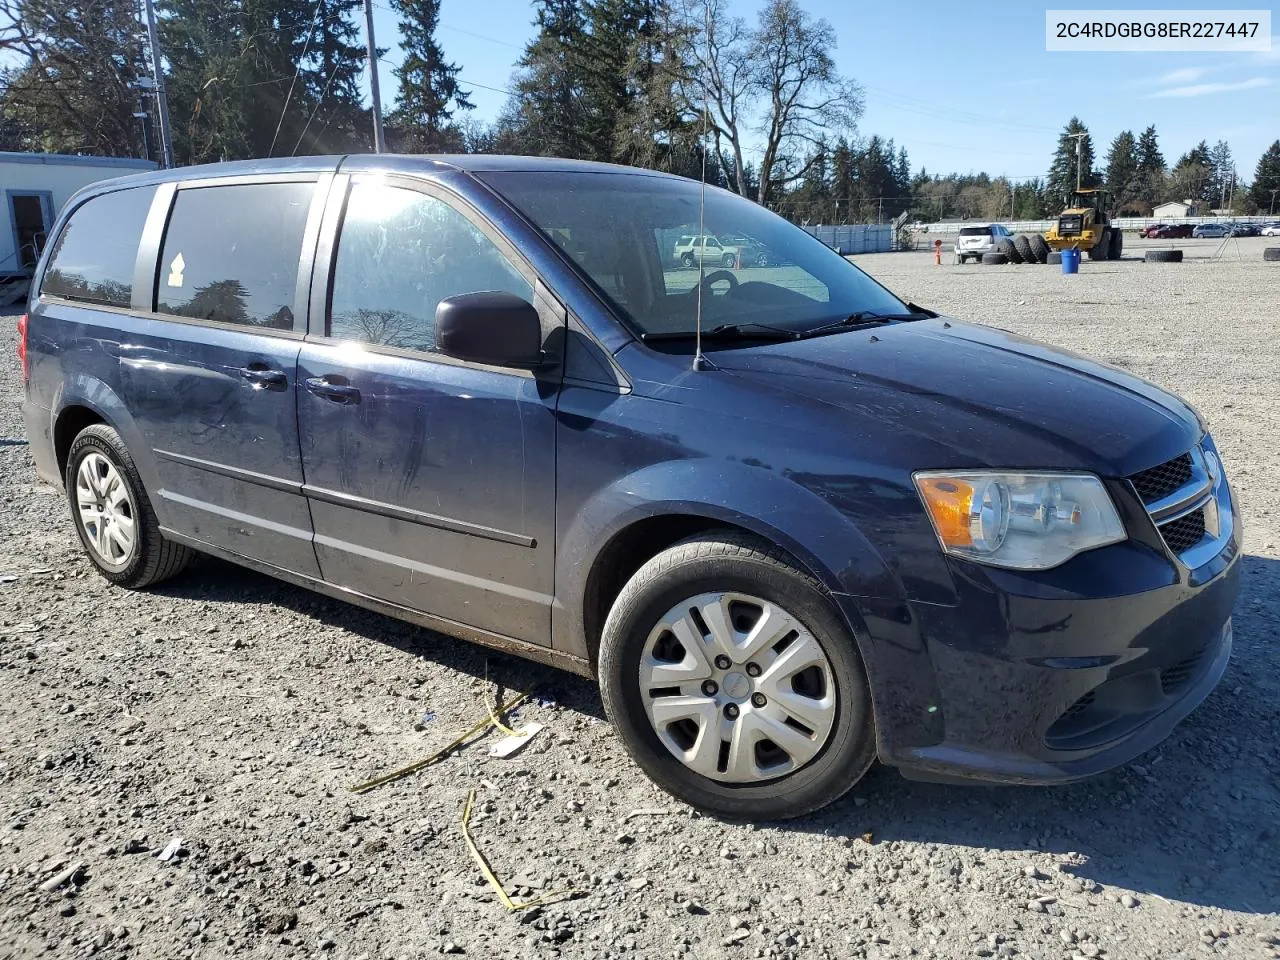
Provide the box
[693,99,709,371]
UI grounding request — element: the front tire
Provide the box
[680,252,695,268]
[599,533,876,820]
[65,424,192,589]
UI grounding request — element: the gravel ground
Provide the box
[1,236,1278,960]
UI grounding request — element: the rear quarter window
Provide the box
[155,181,314,329]
[41,186,158,307]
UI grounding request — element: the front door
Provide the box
[9,191,52,270]
[297,177,561,645]
[118,177,327,576]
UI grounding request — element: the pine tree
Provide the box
[1046,117,1098,207]
[1170,141,1214,205]
[1250,140,1280,215]
[388,0,473,152]
[502,0,589,158]
[1104,131,1140,211]
[1207,140,1234,210]
[1134,124,1165,203]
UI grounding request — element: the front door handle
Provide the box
[241,366,288,390]
[305,376,361,405]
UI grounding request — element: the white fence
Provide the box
[917,215,1277,237]
[800,224,894,254]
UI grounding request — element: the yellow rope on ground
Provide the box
[349,691,533,794]
[460,789,581,911]
[484,663,521,737]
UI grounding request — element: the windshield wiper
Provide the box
[797,306,933,341]
[641,321,798,342]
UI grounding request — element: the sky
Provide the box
[367,0,1279,182]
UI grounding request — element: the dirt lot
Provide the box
[2,237,1278,960]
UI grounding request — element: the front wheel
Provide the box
[65,424,192,588]
[599,533,876,820]
[680,252,695,268]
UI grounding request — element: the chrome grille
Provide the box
[1130,453,1193,504]
[1128,443,1230,566]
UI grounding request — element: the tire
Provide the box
[65,423,192,589]
[598,533,876,821]
[680,252,695,268]
[1029,233,1050,263]
[1013,233,1035,264]
[1145,249,1183,263]
[1263,247,1280,262]
[723,253,737,268]
[996,238,1022,263]
[1110,228,1124,260]
[981,252,1008,265]
[1088,229,1111,261]
[1046,251,1062,265]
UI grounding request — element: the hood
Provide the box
[708,318,1201,476]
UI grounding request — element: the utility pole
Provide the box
[1271,188,1278,216]
[363,0,386,153]
[142,0,174,169]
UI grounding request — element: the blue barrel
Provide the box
[1061,247,1080,274]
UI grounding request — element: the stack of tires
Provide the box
[983,233,1052,265]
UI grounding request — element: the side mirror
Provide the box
[435,292,543,368]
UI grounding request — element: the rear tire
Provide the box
[599,533,876,821]
[723,253,737,268]
[1013,234,1035,263]
[1145,249,1183,263]
[1029,233,1050,263]
[65,424,192,589]
[680,252,695,268]
[1110,228,1124,260]
[982,252,1008,265]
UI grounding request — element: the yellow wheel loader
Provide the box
[1044,188,1122,261]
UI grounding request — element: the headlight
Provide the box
[914,471,1125,570]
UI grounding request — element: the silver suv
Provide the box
[954,223,1012,263]
[673,234,741,268]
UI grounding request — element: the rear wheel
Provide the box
[1110,228,1124,260]
[723,253,737,268]
[599,533,876,820]
[1088,229,1111,260]
[65,424,192,588]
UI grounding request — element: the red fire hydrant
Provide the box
[934,238,942,265]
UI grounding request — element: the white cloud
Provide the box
[1147,77,1272,98]
[1156,67,1208,85]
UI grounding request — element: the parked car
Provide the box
[1144,223,1194,239]
[718,233,777,266]
[20,156,1240,820]
[1227,223,1259,237]
[1262,222,1280,237]
[1192,223,1229,238]
[953,223,1012,262]
[672,233,741,268]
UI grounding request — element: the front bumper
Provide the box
[838,510,1242,786]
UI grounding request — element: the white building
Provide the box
[1,152,156,280]
[1151,200,1202,219]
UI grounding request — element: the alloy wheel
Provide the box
[75,452,137,567]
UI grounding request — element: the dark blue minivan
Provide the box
[19,156,1240,819]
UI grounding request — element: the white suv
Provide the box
[954,224,1013,263]
[673,234,741,268]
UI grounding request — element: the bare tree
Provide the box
[676,0,862,205]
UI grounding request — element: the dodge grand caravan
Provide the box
[20,156,1240,820]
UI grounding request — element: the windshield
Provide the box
[481,171,907,342]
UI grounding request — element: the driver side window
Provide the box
[329,182,532,353]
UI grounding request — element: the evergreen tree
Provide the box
[502,0,589,158]
[1169,140,1214,205]
[1103,130,1140,209]
[388,0,473,152]
[1046,117,1098,207]
[1250,140,1280,214]
[1207,139,1234,209]
[1134,124,1165,202]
